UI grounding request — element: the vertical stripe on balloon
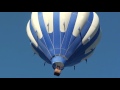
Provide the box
[61,12,78,55]
[53,12,61,54]
[30,20,52,59]
[38,12,54,56]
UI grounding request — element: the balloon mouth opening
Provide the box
[51,56,66,76]
[52,62,64,69]
[51,56,66,68]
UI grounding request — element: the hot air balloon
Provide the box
[26,12,102,76]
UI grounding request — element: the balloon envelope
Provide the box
[26,12,101,75]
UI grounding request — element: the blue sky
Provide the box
[0,12,119,78]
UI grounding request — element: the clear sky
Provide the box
[0,12,119,78]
